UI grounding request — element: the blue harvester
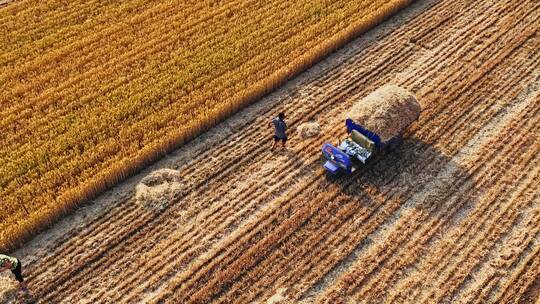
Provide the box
[322,85,421,175]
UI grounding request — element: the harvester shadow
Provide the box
[326,135,471,223]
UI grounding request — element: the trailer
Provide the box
[322,85,421,175]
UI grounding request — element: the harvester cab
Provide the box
[321,84,421,175]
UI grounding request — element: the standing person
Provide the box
[0,254,27,291]
[271,112,288,151]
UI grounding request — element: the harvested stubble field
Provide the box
[6,0,540,303]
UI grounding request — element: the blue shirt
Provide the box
[272,118,287,139]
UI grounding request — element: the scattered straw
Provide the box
[266,288,292,304]
[135,169,188,211]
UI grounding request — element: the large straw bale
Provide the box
[346,84,421,141]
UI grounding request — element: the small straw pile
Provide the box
[297,121,321,138]
[346,84,421,141]
[135,169,187,211]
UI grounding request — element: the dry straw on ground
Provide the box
[346,84,421,141]
[0,277,18,304]
[135,169,187,211]
[297,122,322,138]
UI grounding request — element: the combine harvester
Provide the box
[322,84,421,175]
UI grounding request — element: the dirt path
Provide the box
[8,0,540,303]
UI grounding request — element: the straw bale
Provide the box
[135,169,187,211]
[346,84,421,141]
[297,121,321,138]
